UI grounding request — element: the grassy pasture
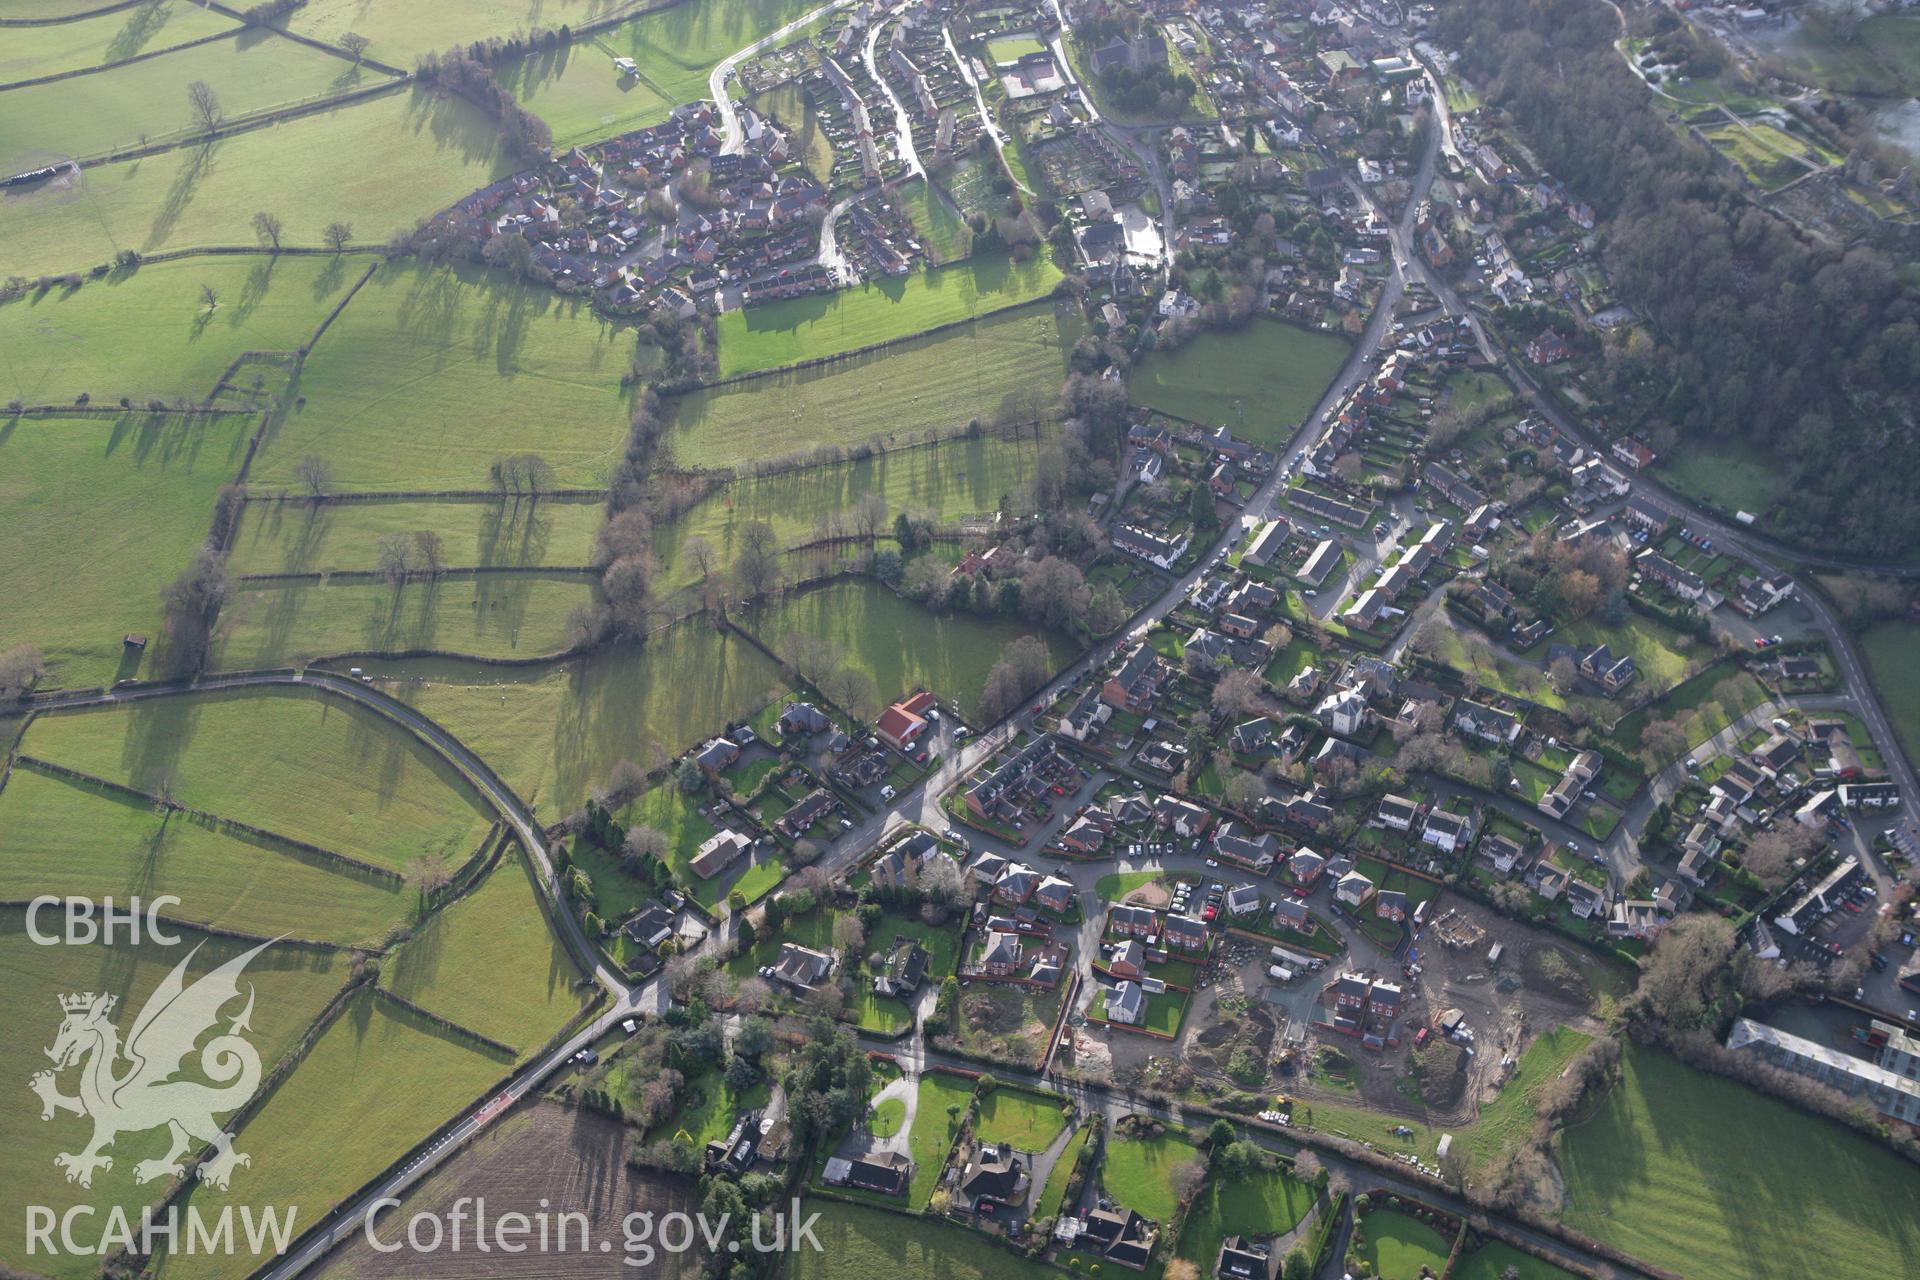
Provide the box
[1131,318,1352,443]
[1861,622,1920,763]
[23,686,495,872]
[1654,436,1785,517]
[793,1201,1059,1280]
[0,767,409,944]
[0,921,346,1280]
[715,250,1065,377]
[0,31,375,171]
[0,0,239,83]
[380,850,585,1054]
[654,431,1044,591]
[228,495,605,576]
[0,411,246,688]
[212,571,598,667]
[501,0,821,147]
[165,990,509,1280]
[0,88,514,278]
[287,0,646,64]
[1177,1165,1317,1268]
[740,580,1069,719]
[1100,1126,1198,1222]
[671,300,1078,468]
[373,622,787,817]
[0,255,359,407]
[250,261,633,492]
[1556,1046,1920,1280]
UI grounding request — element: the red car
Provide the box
[1203,904,1219,922]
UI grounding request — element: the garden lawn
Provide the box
[1451,1242,1580,1280]
[1615,666,1770,757]
[674,300,1078,466]
[1037,1122,1090,1217]
[380,851,586,1055]
[748,81,835,185]
[0,255,360,408]
[909,1073,977,1205]
[0,31,382,170]
[228,495,605,575]
[895,175,973,264]
[792,1200,1059,1280]
[715,251,1064,377]
[0,766,410,945]
[653,430,1046,591]
[250,261,634,491]
[868,1096,905,1137]
[653,1065,771,1146]
[287,0,623,63]
[0,926,347,1280]
[614,782,726,905]
[1352,1208,1452,1280]
[974,1085,1070,1149]
[1550,615,1695,693]
[212,572,598,667]
[739,580,1070,720]
[0,89,515,278]
[1177,1166,1317,1268]
[1130,318,1351,444]
[986,35,1047,65]
[501,0,821,146]
[1100,1127,1197,1221]
[161,991,510,1280]
[23,685,495,872]
[1094,870,1160,902]
[0,411,246,687]
[0,0,238,82]
[1860,622,1920,763]
[1556,1045,1920,1280]
[375,622,787,818]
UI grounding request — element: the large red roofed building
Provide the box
[878,691,937,751]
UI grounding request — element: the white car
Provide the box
[880,785,897,802]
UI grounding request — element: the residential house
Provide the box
[690,828,753,879]
[1334,870,1374,908]
[771,943,834,989]
[1163,913,1208,952]
[873,937,929,997]
[1107,979,1147,1024]
[1422,809,1473,853]
[1375,889,1408,922]
[959,1146,1028,1209]
[823,1152,911,1196]
[978,931,1026,976]
[1103,643,1169,711]
[1579,644,1637,694]
[1453,698,1521,745]
[1376,793,1419,832]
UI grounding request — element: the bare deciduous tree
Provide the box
[733,521,782,599]
[340,31,371,62]
[251,211,284,251]
[292,454,333,500]
[376,533,414,586]
[0,644,48,700]
[186,80,223,132]
[322,221,353,252]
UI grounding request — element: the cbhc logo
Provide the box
[26,897,183,946]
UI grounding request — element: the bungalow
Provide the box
[1084,1208,1155,1271]
[771,943,834,989]
[1297,539,1342,587]
[690,828,753,879]
[959,1145,1027,1208]
[823,1152,910,1196]
[1216,1236,1273,1280]
[1422,808,1472,853]
[1243,520,1290,567]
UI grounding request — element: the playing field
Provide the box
[0,31,378,171]
[162,990,510,1280]
[1556,1046,1920,1280]
[23,686,496,873]
[228,495,606,576]
[249,261,635,492]
[373,621,787,817]
[0,0,239,83]
[0,410,246,688]
[654,430,1045,591]
[669,300,1078,468]
[0,255,360,408]
[287,0,644,64]
[212,572,599,667]
[0,766,410,945]
[0,88,514,278]
[739,580,1069,718]
[715,250,1065,376]
[986,35,1047,65]
[379,850,586,1054]
[1130,318,1352,443]
[501,0,821,147]
[0,924,347,1280]
[792,1201,1058,1280]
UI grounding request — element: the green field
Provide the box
[1130,318,1352,444]
[0,924,347,1280]
[748,81,835,185]
[0,766,410,944]
[792,1200,1058,1280]
[0,411,246,687]
[1654,436,1785,517]
[1546,615,1696,694]
[654,431,1044,590]
[740,580,1069,718]
[0,31,377,170]
[1177,1165,1317,1267]
[286,0,629,63]
[500,0,820,147]
[228,495,606,576]
[1451,1242,1579,1280]
[974,1085,1070,1149]
[908,1071,976,1205]
[716,251,1065,377]
[380,850,585,1053]
[24,687,495,872]
[1352,1207,1453,1280]
[0,1,241,84]
[1857,623,1920,763]
[375,621,786,817]
[0,256,360,408]
[986,35,1047,65]
[0,88,515,278]
[894,176,973,265]
[250,261,634,491]
[673,300,1078,468]
[1099,1127,1197,1222]
[1556,1046,1920,1280]
[212,571,599,667]
[1457,1027,1592,1170]
[1767,15,1920,99]
[1614,665,1770,757]
[164,991,509,1280]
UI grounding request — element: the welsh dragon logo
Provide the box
[29,939,273,1191]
